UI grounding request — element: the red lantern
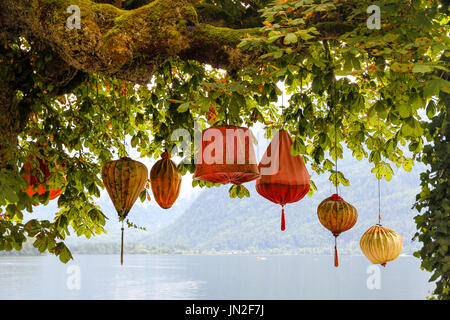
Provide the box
[22,157,62,201]
[194,126,260,185]
[256,130,310,231]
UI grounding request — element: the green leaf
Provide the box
[229,185,238,198]
[337,172,350,186]
[398,103,411,118]
[139,189,147,203]
[426,100,436,119]
[424,79,446,98]
[177,102,190,113]
[291,137,306,156]
[297,30,315,41]
[374,101,387,118]
[412,64,434,73]
[284,33,298,45]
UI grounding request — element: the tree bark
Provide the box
[0,0,257,85]
[0,87,24,169]
[0,0,355,84]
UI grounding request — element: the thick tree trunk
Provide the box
[0,87,25,169]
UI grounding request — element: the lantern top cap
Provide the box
[330,193,343,201]
[161,151,170,159]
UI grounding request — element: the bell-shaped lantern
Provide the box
[194,126,260,185]
[150,152,182,209]
[360,224,403,267]
[317,194,358,267]
[102,157,148,265]
[256,130,310,231]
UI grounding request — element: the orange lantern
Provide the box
[22,157,62,202]
[317,194,358,267]
[256,130,310,231]
[194,126,260,185]
[150,152,182,209]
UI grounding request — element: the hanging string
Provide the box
[377,177,382,225]
[281,206,286,231]
[123,130,126,156]
[377,118,382,225]
[333,98,338,196]
[325,40,340,268]
[123,93,127,157]
[324,39,339,196]
[280,85,286,130]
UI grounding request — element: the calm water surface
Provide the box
[0,254,433,299]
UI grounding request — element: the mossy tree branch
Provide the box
[0,0,355,84]
[0,0,260,84]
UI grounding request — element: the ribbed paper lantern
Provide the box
[317,194,358,267]
[194,126,260,185]
[102,157,148,217]
[22,157,62,202]
[150,152,182,209]
[256,130,310,231]
[101,157,148,265]
[360,224,403,267]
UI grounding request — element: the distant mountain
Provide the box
[143,153,425,255]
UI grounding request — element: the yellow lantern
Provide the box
[102,157,148,217]
[360,224,403,267]
[102,157,148,264]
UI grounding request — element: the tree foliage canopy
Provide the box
[0,0,448,298]
[413,70,449,300]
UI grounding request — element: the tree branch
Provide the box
[0,0,259,84]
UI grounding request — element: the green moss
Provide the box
[97,0,200,68]
[5,0,258,82]
[198,24,258,46]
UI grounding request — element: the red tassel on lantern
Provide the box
[194,126,260,185]
[256,130,310,231]
[334,242,339,267]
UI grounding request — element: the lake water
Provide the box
[0,254,434,299]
